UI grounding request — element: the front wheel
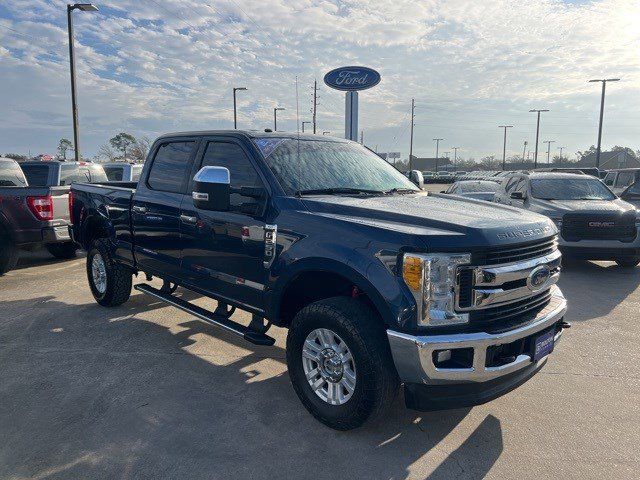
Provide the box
[46,242,77,259]
[286,297,399,430]
[87,238,132,306]
[615,257,640,268]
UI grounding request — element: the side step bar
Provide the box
[134,283,276,346]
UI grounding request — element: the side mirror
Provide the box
[510,191,525,200]
[193,166,230,211]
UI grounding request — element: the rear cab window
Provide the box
[103,165,124,181]
[19,164,50,186]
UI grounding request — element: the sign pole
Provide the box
[345,91,358,141]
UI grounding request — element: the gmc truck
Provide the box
[70,131,569,430]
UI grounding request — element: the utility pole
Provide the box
[67,3,98,162]
[452,147,459,171]
[522,140,528,165]
[433,138,443,172]
[544,140,555,164]
[360,130,364,145]
[312,79,318,134]
[529,109,549,169]
[558,146,565,162]
[233,87,247,129]
[589,78,620,168]
[302,121,311,133]
[498,125,513,170]
[273,107,285,131]
[409,99,415,171]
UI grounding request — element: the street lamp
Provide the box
[233,87,247,129]
[589,78,620,168]
[498,125,513,170]
[433,138,443,172]
[302,121,311,133]
[529,109,549,168]
[543,140,556,164]
[452,147,460,171]
[273,107,285,131]
[67,3,98,162]
[558,146,566,162]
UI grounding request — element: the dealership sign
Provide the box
[323,66,381,91]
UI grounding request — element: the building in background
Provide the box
[409,156,452,172]
[578,150,640,169]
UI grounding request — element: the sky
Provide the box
[1,0,639,162]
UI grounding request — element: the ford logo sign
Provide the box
[324,66,381,91]
[527,265,551,291]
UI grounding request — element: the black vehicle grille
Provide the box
[457,268,474,309]
[469,290,553,332]
[561,213,636,242]
[471,236,557,266]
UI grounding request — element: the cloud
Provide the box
[0,0,638,160]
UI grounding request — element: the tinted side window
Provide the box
[131,165,143,181]
[514,178,527,193]
[603,172,615,186]
[504,176,519,192]
[104,166,123,181]
[0,161,28,186]
[88,165,108,183]
[148,142,196,193]
[199,142,262,207]
[59,164,89,185]
[615,172,634,188]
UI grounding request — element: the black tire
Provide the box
[286,296,399,430]
[87,238,132,307]
[46,242,78,260]
[0,234,19,275]
[615,257,640,268]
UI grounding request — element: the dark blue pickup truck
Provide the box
[70,131,569,430]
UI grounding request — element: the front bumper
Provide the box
[387,285,566,394]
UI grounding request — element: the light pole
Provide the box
[544,140,555,164]
[67,3,98,162]
[409,99,415,171]
[558,146,566,162]
[498,125,513,170]
[302,121,311,133]
[589,78,620,168]
[273,107,285,131]
[529,109,549,169]
[433,138,443,172]
[522,141,528,165]
[452,147,460,171]
[232,87,247,129]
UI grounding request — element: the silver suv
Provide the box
[494,172,640,267]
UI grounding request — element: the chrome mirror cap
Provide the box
[194,166,230,185]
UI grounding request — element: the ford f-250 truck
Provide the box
[70,131,569,430]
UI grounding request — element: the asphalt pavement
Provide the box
[1,230,639,479]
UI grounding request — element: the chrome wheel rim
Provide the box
[91,253,107,294]
[302,328,356,405]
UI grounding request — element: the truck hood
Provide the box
[528,198,637,218]
[301,192,555,248]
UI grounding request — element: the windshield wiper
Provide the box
[295,187,386,197]
[383,188,417,194]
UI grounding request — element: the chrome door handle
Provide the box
[132,205,147,214]
[180,214,197,225]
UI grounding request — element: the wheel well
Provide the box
[277,271,379,327]
[82,216,109,250]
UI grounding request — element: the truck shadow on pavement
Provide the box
[0,294,504,480]
[558,259,640,322]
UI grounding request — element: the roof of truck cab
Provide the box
[525,172,595,179]
[155,130,349,142]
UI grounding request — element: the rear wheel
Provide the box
[615,257,640,268]
[286,296,399,430]
[46,242,78,259]
[87,238,132,306]
[0,234,19,275]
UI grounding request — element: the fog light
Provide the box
[436,349,452,363]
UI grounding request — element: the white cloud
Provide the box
[0,0,638,160]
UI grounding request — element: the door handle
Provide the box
[132,205,147,214]
[180,214,198,225]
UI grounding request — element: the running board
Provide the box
[134,283,276,346]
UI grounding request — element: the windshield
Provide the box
[531,178,615,200]
[255,138,418,195]
[460,181,498,193]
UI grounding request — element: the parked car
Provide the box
[102,162,144,182]
[421,171,436,183]
[494,171,640,267]
[536,167,600,178]
[405,169,424,188]
[602,169,640,195]
[436,171,455,183]
[444,180,500,201]
[0,159,75,274]
[620,180,640,209]
[71,131,568,430]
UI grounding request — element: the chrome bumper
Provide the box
[387,285,567,385]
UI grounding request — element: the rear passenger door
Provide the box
[180,138,269,310]
[132,139,198,278]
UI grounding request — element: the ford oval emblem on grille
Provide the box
[527,265,551,291]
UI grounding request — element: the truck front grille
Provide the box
[469,290,552,332]
[561,213,636,242]
[472,236,557,265]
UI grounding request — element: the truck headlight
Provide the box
[402,253,471,327]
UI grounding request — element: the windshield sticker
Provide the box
[254,138,286,158]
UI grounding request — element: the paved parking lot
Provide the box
[1,244,639,479]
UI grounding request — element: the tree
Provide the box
[97,143,117,161]
[130,136,151,162]
[57,138,73,160]
[109,132,137,159]
[479,155,500,170]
